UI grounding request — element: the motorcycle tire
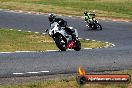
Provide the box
[96,23,102,30]
[54,34,67,51]
[73,40,81,51]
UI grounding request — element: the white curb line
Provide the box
[18,30,22,31]
[84,48,92,50]
[10,29,13,30]
[13,70,50,75]
[15,51,37,53]
[86,39,90,40]
[13,73,24,75]
[27,31,31,32]
[45,50,59,52]
[35,32,39,34]
[78,38,82,39]
[0,52,13,54]
[27,72,39,74]
[39,71,50,73]
[42,33,46,35]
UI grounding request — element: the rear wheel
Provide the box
[54,34,67,51]
[73,40,81,51]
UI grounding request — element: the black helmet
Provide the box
[48,13,56,22]
[84,11,88,15]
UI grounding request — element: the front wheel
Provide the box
[73,40,81,51]
[54,34,67,51]
[96,23,102,30]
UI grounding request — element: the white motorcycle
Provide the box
[46,22,81,51]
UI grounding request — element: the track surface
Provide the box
[0,10,132,77]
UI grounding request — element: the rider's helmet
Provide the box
[84,11,88,15]
[48,13,56,22]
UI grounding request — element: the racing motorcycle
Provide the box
[46,22,81,51]
[85,14,102,30]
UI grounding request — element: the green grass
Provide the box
[0,70,132,88]
[0,0,131,20]
[0,28,106,52]
[80,39,105,49]
[0,28,57,51]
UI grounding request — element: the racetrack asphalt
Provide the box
[0,10,132,78]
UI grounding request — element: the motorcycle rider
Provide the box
[48,13,76,40]
[84,11,95,27]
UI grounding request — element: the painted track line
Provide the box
[26,72,39,74]
[0,52,13,54]
[15,51,37,53]
[18,30,22,31]
[13,71,50,75]
[45,50,59,52]
[39,71,50,73]
[13,73,24,75]
[35,32,39,34]
[86,39,90,40]
[10,29,13,30]
[84,48,93,50]
[42,33,46,35]
[27,31,31,32]
[26,71,50,74]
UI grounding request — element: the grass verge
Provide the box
[0,0,131,21]
[0,28,106,52]
[0,70,132,88]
